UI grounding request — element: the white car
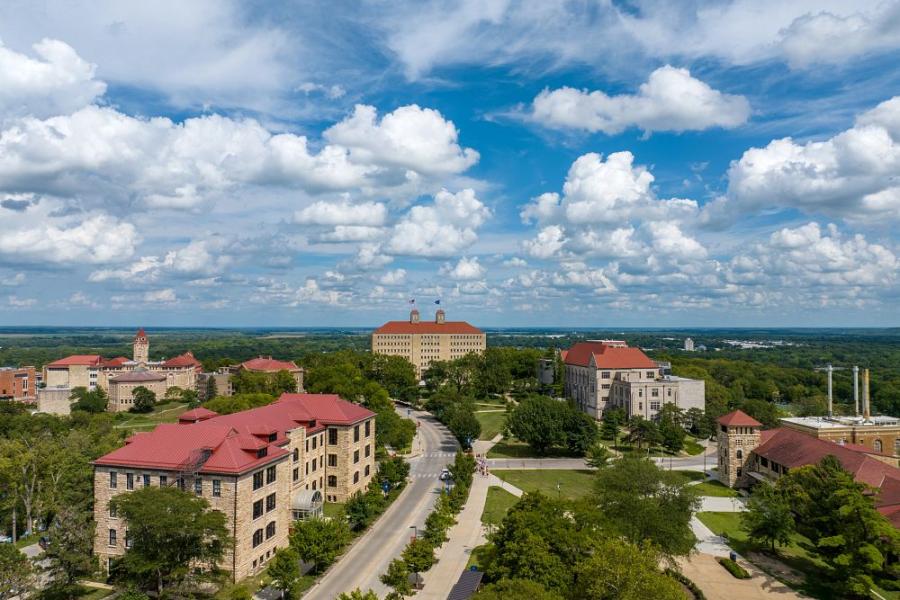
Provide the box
[439,468,451,481]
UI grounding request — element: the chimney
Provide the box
[863,368,871,420]
[435,309,445,324]
[826,364,833,417]
[853,365,859,416]
[410,309,420,323]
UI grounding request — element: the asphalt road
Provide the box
[303,408,459,599]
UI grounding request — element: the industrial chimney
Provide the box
[853,365,859,416]
[862,368,871,420]
[826,364,833,417]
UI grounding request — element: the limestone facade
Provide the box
[716,415,762,488]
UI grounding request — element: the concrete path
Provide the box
[699,496,747,512]
[300,409,458,600]
[678,554,806,599]
[691,516,733,557]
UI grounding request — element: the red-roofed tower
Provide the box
[717,410,762,487]
[133,328,149,364]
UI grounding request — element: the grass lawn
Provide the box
[466,543,492,570]
[683,437,705,455]
[39,585,114,600]
[671,470,706,483]
[493,469,595,501]
[13,532,40,548]
[691,480,739,497]
[474,411,506,440]
[323,502,345,519]
[481,486,519,526]
[114,401,189,431]
[486,439,581,459]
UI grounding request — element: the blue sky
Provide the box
[0,0,898,327]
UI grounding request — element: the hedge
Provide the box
[716,557,750,579]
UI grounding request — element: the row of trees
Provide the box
[474,456,699,599]
[425,388,481,448]
[741,456,899,597]
[422,347,544,398]
[505,395,597,455]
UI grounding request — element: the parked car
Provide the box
[439,468,451,481]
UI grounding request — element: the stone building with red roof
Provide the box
[716,410,900,528]
[372,309,485,378]
[93,393,376,579]
[206,356,306,399]
[563,340,704,419]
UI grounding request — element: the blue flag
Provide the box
[409,298,415,304]
[434,299,441,305]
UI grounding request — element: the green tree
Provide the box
[659,419,685,454]
[739,399,779,429]
[585,442,613,469]
[180,388,199,406]
[401,537,435,574]
[506,396,566,454]
[684,408,710,438]
[473,578,564,600]
[741,483,795,551]
[337,591,379,600]
[444,402,481,448]
[378,456,410,488]
[111,486,230,593]
[600,408,625,442]
[272,370,299,394]
[380,558,412,598]
[203,393,275,415]
[70,386,108,413]
[130,386,156,413]
[625,417,660,451]
[163,386,184,402]
[43,507,96,588]
[266,548,301,599]
[592,456,698,560]
[572,539,684,600]
[290,517,351,574]
[345,491,378,532]
[423,501,455,547]
[564,409,598,455]
[0,543,33,600]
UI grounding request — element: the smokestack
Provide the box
[853,365,859,417]
[826,364,833,417]
[862,368,870,420]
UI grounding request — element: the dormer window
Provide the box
[257,448,268,458]
[268,433,277,442]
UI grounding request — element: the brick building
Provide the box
[372,309,485,378]
[0,366,36,402]
[93,393,376,580]
[563,340,705,420]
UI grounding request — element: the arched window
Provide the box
[895,438,900,456]
[873,440,882,453]
[736,449,743,460]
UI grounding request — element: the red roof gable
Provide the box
[95,394,374,473]
[563,342,657,369]
[46,355,103,367]
[162,351,202,369]
[179,407,219,423]
[373,321,483,335]
[135,328,146,339]
[101,356,131,368]
[753,428,900,491]
[240,357,300,372]
[718,410,762,427]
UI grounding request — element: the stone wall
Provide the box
[717,426,760,488]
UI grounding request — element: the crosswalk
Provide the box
[420,452,457,458]
[408,472,442,479]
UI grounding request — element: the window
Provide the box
[109,504,117,519]
[646,371,655,378]
[266,493,276,512]
[176,477,185,491]
[638,390,643,397]
[312,480,316,490]
[354,450,359,464]
[365,444,371,458]
[364,465,370,477]
[353,471,359,484]
[305,440,309,452]
[142,474,150,487]
[601,371,610,379]
[650,401,660,411]
[736,449,743,460]
[651,388,659,397]
[109,471,117,489]
[601,384,610,390]
[108,529,117,547]
[328,475,337,487]
[312,436,317,450]
[268,433,277,442]
[328,429,338,445]
[365,420,371,437]
[354,425,360,443]
[194,478,203,495]
[253,471,264,490]
[760,457,769,468]
[252,529,263,547]
[159,475,167,487]
[328,454,337,467]
[213,480,221,497]
[125,530,132,549]
[253,499,264,519]
[874,439,883,453]
[293,468,299,482]
[293,448,299,462]
[266,522,276,539]
[256,448,267,459]
[266,466,277,484]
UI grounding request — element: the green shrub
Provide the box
[664,568,706,599]
[716,557,750,579]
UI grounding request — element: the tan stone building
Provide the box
[41,329,201,413]
[0,366,36,403]
[372,309,485,378]
[203,357,305,398]
[563,340,705,420]
[93,393,376,580]
[780,416,900,462]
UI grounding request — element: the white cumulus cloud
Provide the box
[440,256,485,280]
[0,214,136,264]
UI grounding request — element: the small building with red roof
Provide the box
[562,340,704,420]
[372,309,486,378]
[93,392,376,580]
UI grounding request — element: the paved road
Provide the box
[303,409,459,599]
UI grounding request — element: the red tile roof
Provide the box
[563,341,657,369]
[718,410,762,428]
[46,355,103,367]
[101,356,131,368]
[135,328,146,339]
[373,321,483,335]
[162,351,202,369]
[94,393,374,474]
[753,427,900,490]
[240,357,300,372]
[179,407,219,423]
